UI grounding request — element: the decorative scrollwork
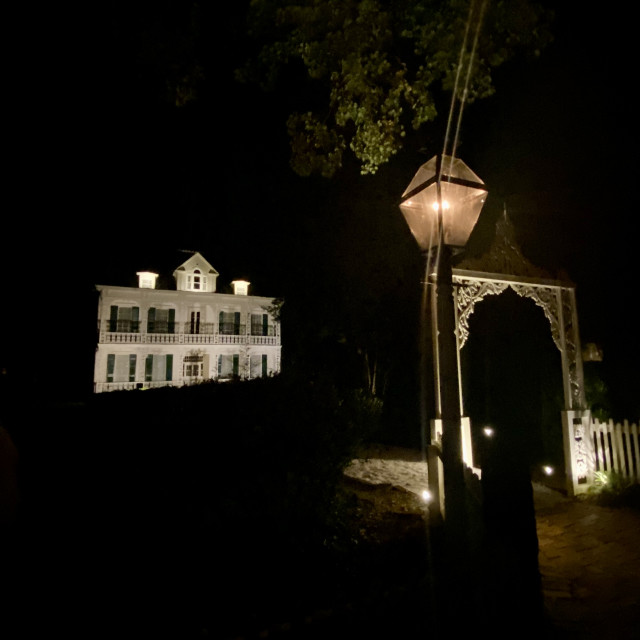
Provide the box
[572,419,589,479]
[509,284,562,350]
[561,288,586,409]
[456,280,508,348]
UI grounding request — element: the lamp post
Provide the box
[399,154,487,627]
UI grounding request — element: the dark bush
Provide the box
[88,376,380,564]
[7,376,380,634]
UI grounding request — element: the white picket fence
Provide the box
[589,418,640,483]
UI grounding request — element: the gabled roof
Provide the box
[172,251,219,277]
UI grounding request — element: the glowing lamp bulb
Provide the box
[483,427,494,437]
[543,465,554,476]
[421,490,432,503]
[431,200,450,211]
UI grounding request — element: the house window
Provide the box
[145,354,173,382]
[189,311,201,334]
[147,308,175,334]
[219,311,241,335]
[218,354,239,379]
[109,306,140,333]
[187,270,208,291]
[183,354,204,378]
[106,354,137,382]
[251,313,270,336]
[250,354,268,378]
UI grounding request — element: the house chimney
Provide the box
[231,280,250,295]
[137,271,159,289]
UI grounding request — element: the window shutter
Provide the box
[107,354,115,382]
[234,312,240,335]
[132,307,140,333]
[147,308,156,333]
[218,354,222,375]
[166,354,173,381]
[128,354,136,382]
[109,306,118,332]
[168,309,176,334]
[262,354,267,377]
[145,355,153,382]
[233,354,239,376]
[262,314,268,336]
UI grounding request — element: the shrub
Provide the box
[586,470,640,509]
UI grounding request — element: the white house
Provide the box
[93,252,282,393]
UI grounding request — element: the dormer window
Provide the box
[187,269,208,291]
[173,252,218,292]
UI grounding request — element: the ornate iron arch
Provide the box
[453,211,586,412]
[445,211,591,496]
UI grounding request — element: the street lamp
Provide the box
[399,155,487,610]
[399,154,487,253]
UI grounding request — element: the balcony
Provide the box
[249,323,279,346]
[100,319,143,343]
[183,321,216,344]
[99,320,280,345]
[94,381,181,393]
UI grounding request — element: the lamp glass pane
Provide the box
[400,155,487,250]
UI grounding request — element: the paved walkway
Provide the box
[533,484,640,639]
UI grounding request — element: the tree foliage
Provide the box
[238,0,553,176]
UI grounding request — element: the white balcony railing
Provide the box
[99,321,280,345]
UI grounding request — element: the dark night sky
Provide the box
[2,2,637,411]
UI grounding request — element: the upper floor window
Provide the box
[251,313,272,336]
[219,311,242,335]
[109,305,140,333]
[187,269,208,291]
[147,308,176,334]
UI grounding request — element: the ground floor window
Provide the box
[218,354,239,378]
[250,354,268,378]
[183,354,205,378]
[145,354,173,382]
[106,354,136,382]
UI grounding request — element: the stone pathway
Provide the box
[533,484,640,639]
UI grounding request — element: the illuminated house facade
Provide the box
[93,252,282,393]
